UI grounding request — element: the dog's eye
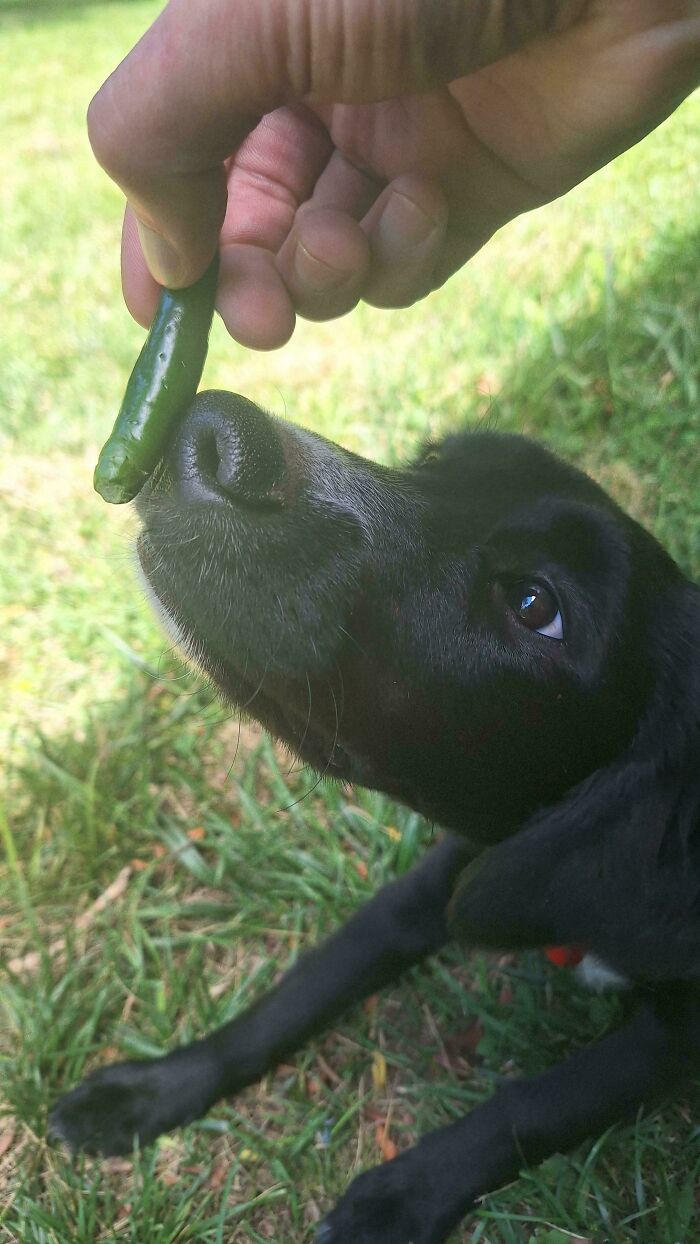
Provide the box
[506,583,563,640]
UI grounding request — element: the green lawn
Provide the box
[1,3,699,1241]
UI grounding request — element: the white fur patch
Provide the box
[134,555,197,665]
[576,953,631,992]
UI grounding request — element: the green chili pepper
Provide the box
[94,256,219,504]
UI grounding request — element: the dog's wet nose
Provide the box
[169,390,287,507]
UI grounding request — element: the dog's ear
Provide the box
[450,584,700,984]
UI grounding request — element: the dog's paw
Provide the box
[49,1050,220,1156]
[316,1151,453,1244]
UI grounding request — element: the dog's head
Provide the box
[136,391,698,863]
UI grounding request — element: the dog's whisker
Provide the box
[286,672,314,778]
[276,758,331,814]
[221,711,243,783]
[335,662,346,734]
[240,661,271,712]
[276,680,342,813]
[328,683,340,767]
[337,624,369,659]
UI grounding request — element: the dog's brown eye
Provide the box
[506,583,563,640]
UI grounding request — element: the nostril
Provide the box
[171,390,288,508]
[197,429,222,483]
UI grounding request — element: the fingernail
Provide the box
[293,239,348,292]
[136,220,184,288]
[378,191,437,256]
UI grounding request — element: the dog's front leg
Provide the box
[49,833,472,1156]
[318,984,700,1244]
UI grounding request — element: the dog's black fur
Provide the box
[50,391,700,1242]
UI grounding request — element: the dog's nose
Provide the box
[168,390,287,507]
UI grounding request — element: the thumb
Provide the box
[129,171,227,291]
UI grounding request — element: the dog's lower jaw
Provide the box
[134,550,193,663]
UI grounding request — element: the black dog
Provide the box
[50,391,700,1243]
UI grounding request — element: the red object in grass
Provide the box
[544,944,585,968]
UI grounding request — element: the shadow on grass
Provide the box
[481,223,700,575]
[4,667,260,899]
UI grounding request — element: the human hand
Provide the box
[88,0,700,349]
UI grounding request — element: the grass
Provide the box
[1,2,699,1240]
